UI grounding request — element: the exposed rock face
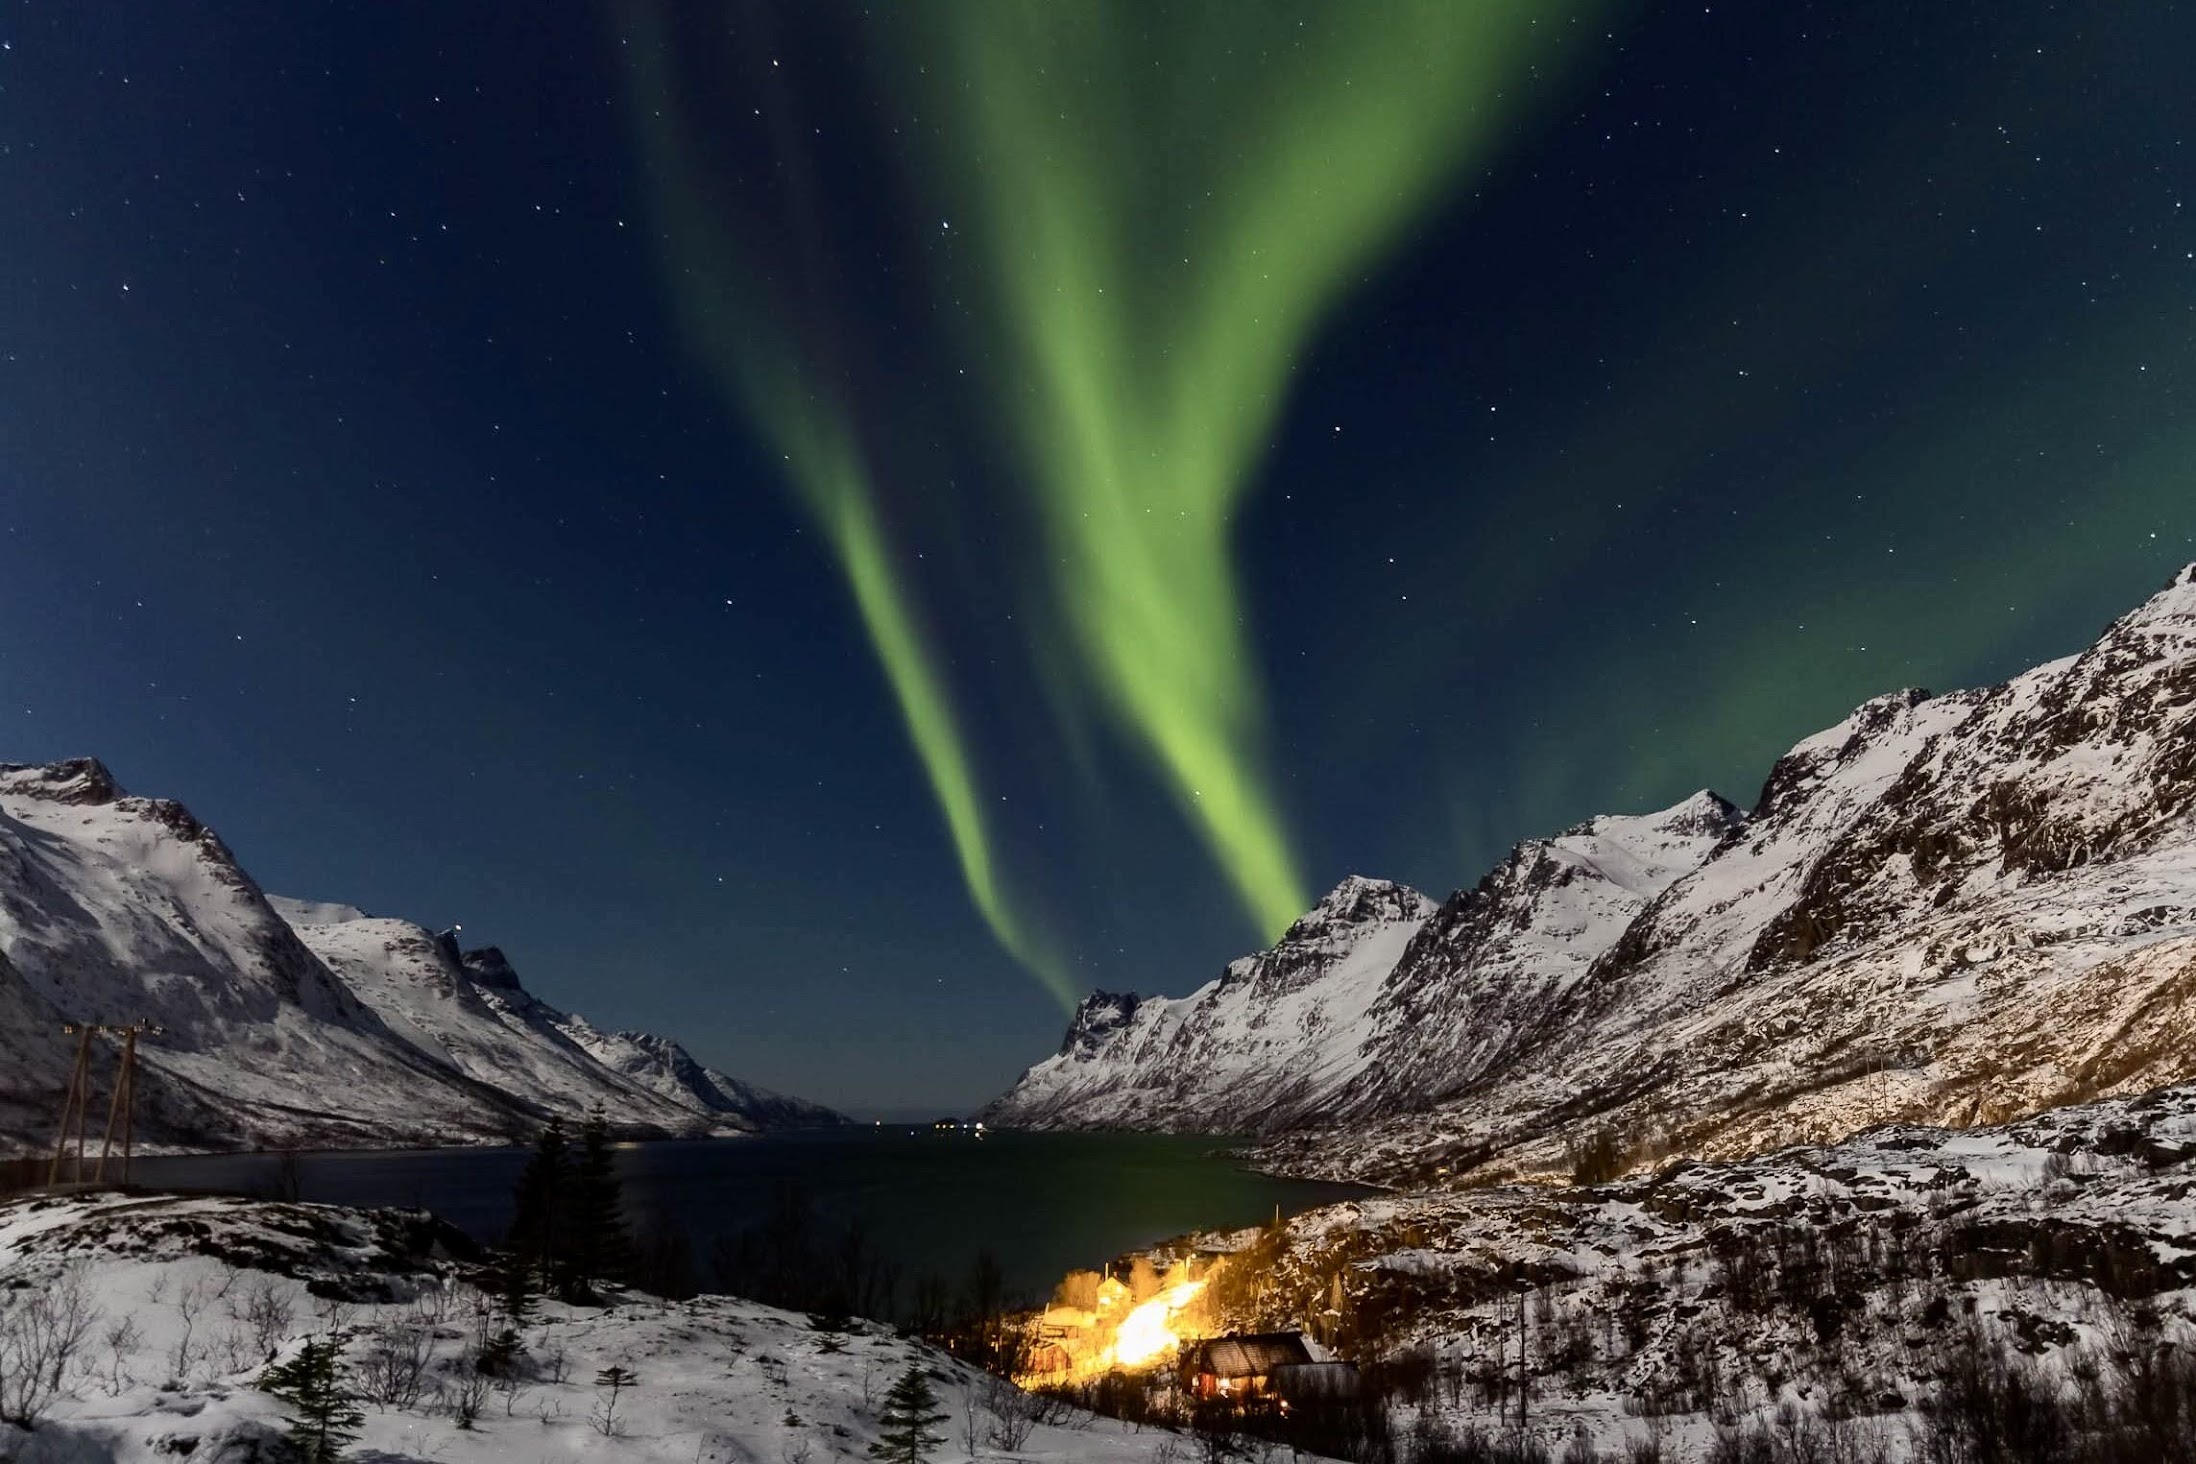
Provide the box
[0,763,843,1155]
[1061,992,1144,1057]
[992,566,2196,1190]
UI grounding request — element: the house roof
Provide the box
[1186,1333,1313,1378]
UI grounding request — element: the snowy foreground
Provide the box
[0,1193,1216,1464]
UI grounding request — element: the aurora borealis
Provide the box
[5,2,2193,1108]
[635,3,1610,989]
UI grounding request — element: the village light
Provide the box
[1111,1280,1205,1368]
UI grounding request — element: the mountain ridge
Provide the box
[987,564,2196,1189]
[0,760,844,1155]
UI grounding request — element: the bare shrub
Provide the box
[213,1323,258,1377]
[356,1319,433,1410]
[97,1314,143,1397]
[959,1378,981,1459]
[0,1265,101,1427]
[445,1363,491,1430]
[982,1372,1042,1451]
[229,1275,301,1363]
[166,1275,218,1384]
[413,1282,458,1331]
[493,1365,531,1418]
[315,1295,358,1335]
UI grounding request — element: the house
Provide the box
[1269,1361,1362,1405]
[1181,1332,1314,1401]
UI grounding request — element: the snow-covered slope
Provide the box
[1334,791,1744,1121]
[0,760,841,1155]
[272,907,837,1136]
[554,1019,842,1131]
[994,565,2196,1189]
[0,1192,1172,1464]
[981,877,1439,1133]
[984,794,1738,1135]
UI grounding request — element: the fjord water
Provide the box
[130,1129,1367,1305]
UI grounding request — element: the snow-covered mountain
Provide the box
[991,565,2196,1189]
[0,759,842,1154]
[983,797,1739,1134]
[274,905,840,1138]
[978,876,1441,1133]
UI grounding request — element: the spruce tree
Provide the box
[495,1246,536,1329]
[260,1336,363,1464]
[567,1104,631,1298]
[869,1365,948,1463]
[507,1113,571,1292]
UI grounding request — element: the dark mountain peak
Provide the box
[1848,687,1937,738]
[1061,990,1142,1056]
[459,946,526,992]
[1556,790,1746,850]
[1645,790,1747,842]
[0,756,125,805]
[1287,875,1435,939]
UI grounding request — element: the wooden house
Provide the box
[1180,1332,1314,1401]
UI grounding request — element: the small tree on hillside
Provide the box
[591,1364,638,1437]
[870,1365,949,1464]
[260,1336,363,1464]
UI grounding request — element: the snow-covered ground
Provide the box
[0,1192,1235,1464]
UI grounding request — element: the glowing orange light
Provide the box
[1111,1281,1205,1369]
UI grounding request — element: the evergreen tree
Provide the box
[868,1365,948,1464]
[566,1104,631,1298]
[507,1114,571,1291]
[259,1336,363,1464]
[493,1246,536,1328]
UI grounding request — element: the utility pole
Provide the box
[47,1025,94,1187]
[94,1023,156,1184]
[47,1021,161,1188]
[1516,1283,1529,1439]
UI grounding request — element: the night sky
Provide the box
[5,3,2191,1115]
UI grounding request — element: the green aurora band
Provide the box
[625,3,1604,993]
[626,24,1072,1005]
[892,3,1599,938]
